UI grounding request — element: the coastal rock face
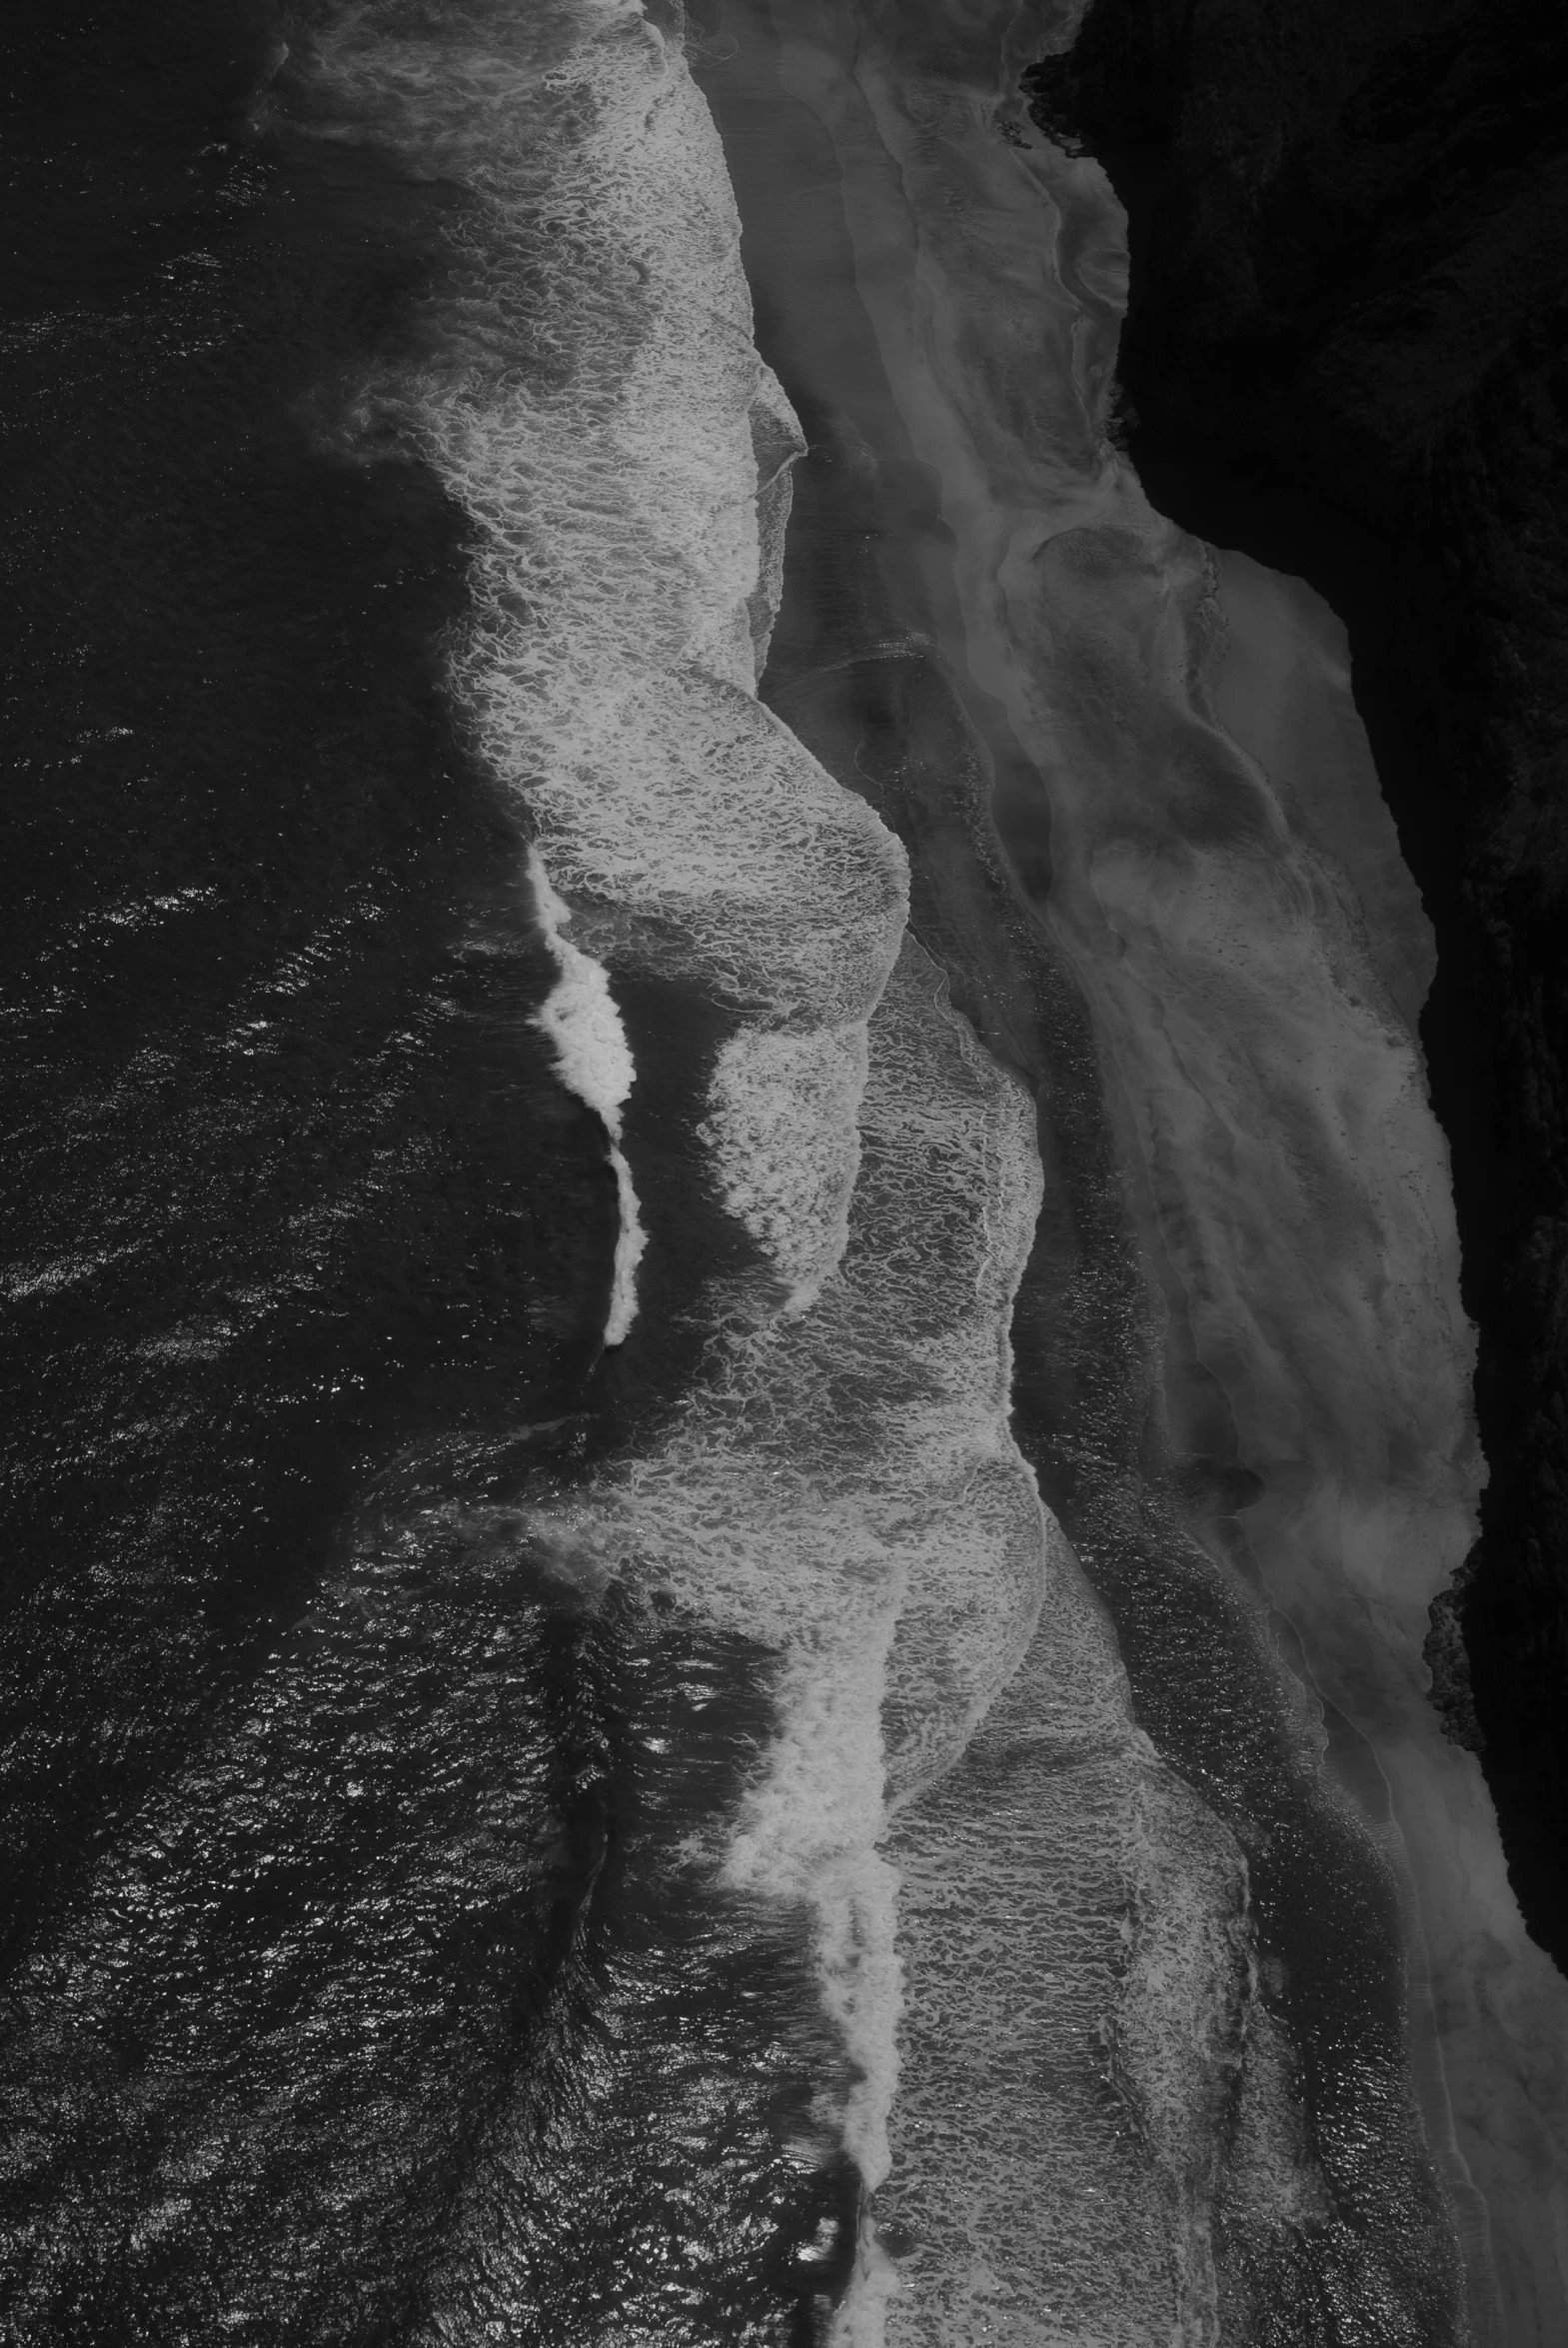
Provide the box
[1030,0,1568,1964]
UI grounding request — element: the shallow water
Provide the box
[695,0,1568,2336]
[4,0,1566,2340]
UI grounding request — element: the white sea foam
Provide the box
[877,1530,1335,2348]
[305,0,904,1334]
[701,1022,869,1311]
[528,845,645,1344]
[525,942,1051,2219]
[748,361,807,678]
[315,0,906,1020]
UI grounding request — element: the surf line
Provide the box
[527,843,647,1347]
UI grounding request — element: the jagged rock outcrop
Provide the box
[1027,0,1568,1961]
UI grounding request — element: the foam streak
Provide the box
[528,844,645,1346]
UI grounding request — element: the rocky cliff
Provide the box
[1027,0,1568,1963]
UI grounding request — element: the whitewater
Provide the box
[296,0,1058,2329]
[279,0,1568,2340]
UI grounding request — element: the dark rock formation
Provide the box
[1027,0,1568,1963]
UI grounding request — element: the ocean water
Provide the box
[4,0,1564,2343]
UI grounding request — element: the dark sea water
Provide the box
[4,2,1563,2343]
[1,7,844,2340]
